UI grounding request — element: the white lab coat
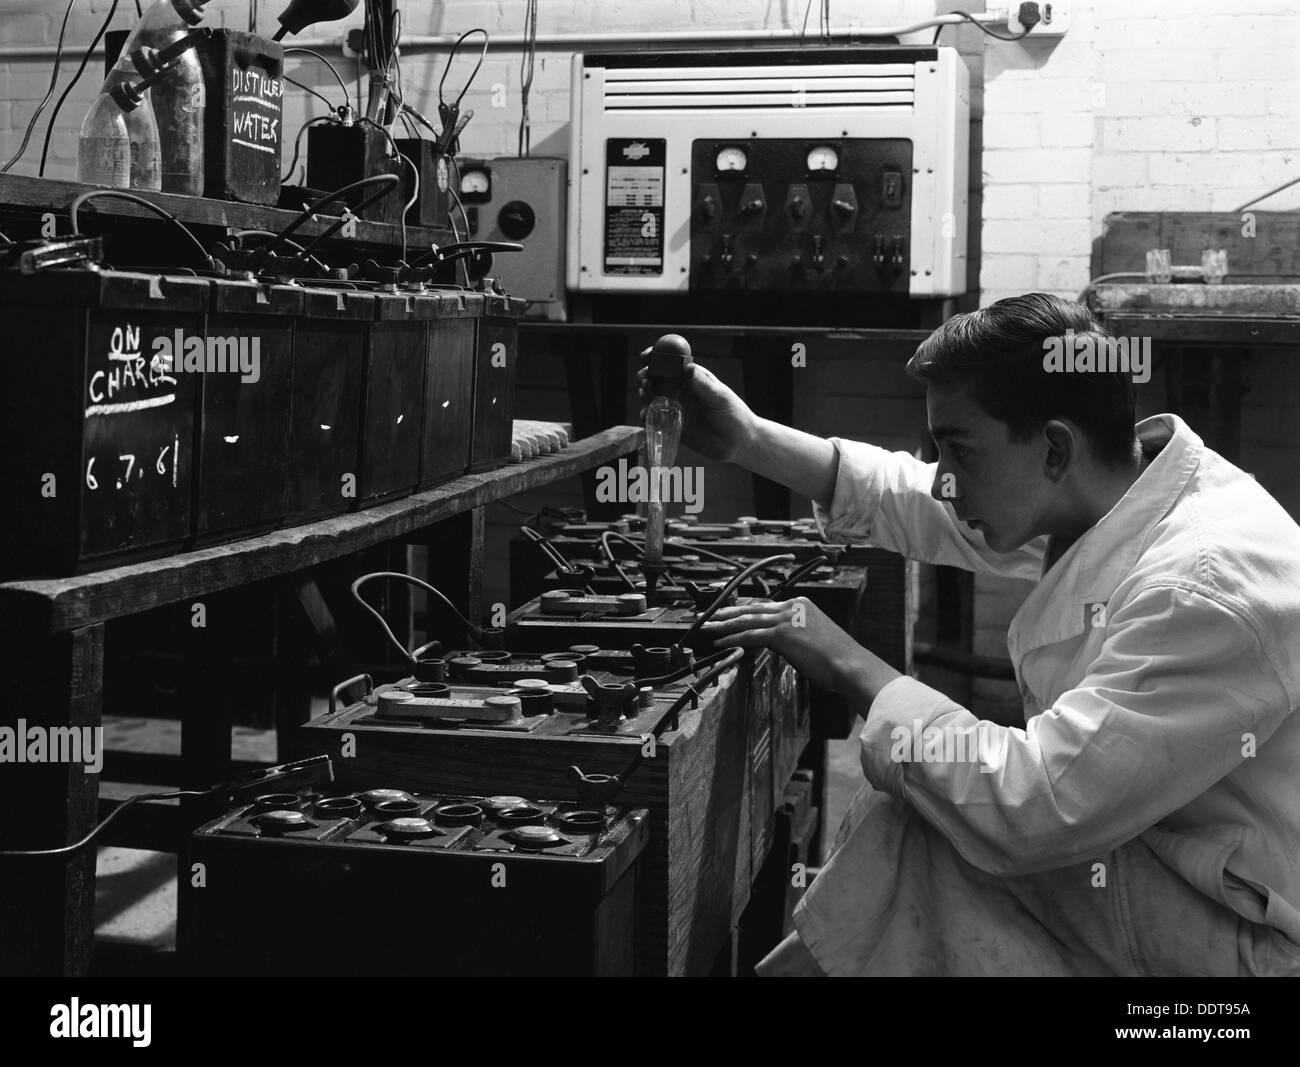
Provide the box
[766,414,1300,976]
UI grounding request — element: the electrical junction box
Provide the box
[458,156,568,321]
[568,47,969,298]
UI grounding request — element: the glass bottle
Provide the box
[642,334,694,600]
[102,70,161,190]
[77,92,131,188]
[113,0,207,195]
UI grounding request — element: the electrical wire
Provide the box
[1235,176,1300,213]
[517,0,538,157]
[675,553,796,649]
[359,115,415,261]
[274,173,401,264]
[1075,272,1147,304]
[947,9,1031,42]
[283,47,352,106]
[280,114,333,183]
[284,75,334,111]
[438,28,489,110]
[2,0,77,174]
[69,189,216,269]
[351,572,479,668]
[41,0,120,177]
[0,788,208,858]
[769,554,832,599]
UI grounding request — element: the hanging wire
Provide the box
[517,0,539,157]
[40,0,120,176]
[2,0,77,173]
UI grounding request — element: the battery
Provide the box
[418,290,479,488]
[195,277,299,543]
[470,291,525,472]
[285,286,373,522]
[183,785,649,976]
[394,137,452,229]
[196,29,285,206]
[306,122,406,226]
[361,288,432,504]
[0,268,207,578]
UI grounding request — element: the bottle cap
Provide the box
[647,334,694,398]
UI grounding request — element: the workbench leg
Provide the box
[0,625,104,976]
[174,603,236,963]
[416,509,486,643]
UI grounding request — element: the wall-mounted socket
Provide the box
[1008,2,1070,38]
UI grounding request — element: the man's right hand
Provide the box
[636,350,758,464]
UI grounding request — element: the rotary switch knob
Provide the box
[497,200,536,240]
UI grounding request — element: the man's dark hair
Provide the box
[906,293,1139,467]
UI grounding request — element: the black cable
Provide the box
[284,74,334,110]
[284,174,401,264]
[0,788,207,858]
[280,114,333,183]
[949,10,1032,42]
[358,116,414,261]
[769,553,831,600]
[2,0,77,173]
[632,645,739,690]
[438,28,489,108]
[603,647,746,791]
[284,46,352,106]
[41,0,119,177]
[351,571,479,668]
[69,189,216,269]
[675,552,796,649]
[517,0,538,157]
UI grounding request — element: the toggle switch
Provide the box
[830,183,858,234]
[739,182,766,219]
[719,234,735,269]
[881,170,903,208]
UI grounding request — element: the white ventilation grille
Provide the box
[602,63,916,111]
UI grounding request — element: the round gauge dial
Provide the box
[715,146,748,173]
[459,168,490,196]
[806,145,840,172]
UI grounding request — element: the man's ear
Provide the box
[1042,420,1075,482]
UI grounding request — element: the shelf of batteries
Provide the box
[514,508,870,740]
[324,570,760,751]
[302,558,809,975]
[0,180,525,580]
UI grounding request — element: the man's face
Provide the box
[926,382,1053,553]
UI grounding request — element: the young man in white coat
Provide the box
[642,293,1300,976]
